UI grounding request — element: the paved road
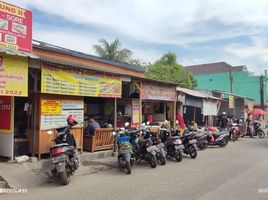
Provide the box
[1,137,268,200]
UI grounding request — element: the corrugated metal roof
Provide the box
[33,40,146,72]
[177,87,221,100]
[212,90,255,101]
[0,48,38,58]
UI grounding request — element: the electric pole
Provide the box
[260,74,264,110]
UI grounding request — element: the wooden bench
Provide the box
[83,128,114,152]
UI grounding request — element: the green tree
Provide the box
[93,39,133,63]
[145,52,197,89]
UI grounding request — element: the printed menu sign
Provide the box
[40,100,84,130]
[41,64,122,98]
[0,1,32,52]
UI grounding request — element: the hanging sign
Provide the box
[0,53,28,96]
[0,96,12,133]
[132,99,140,125]
[141,83,176,101]
[0,1,32,53]
[41,100,62,115]
[41,64,122,98]
[229,95,234,109]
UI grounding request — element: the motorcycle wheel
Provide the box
[174,150,182,162]
[126,161,131,174]
[189,145,197,159]
[147,153,157,168]
[157,153,166,165]
[59,170,70,185]
[258,130,265,138]
[219,137,228,147]
[232,133,236,142]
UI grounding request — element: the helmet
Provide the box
[67,115,78,126]
[222,112,226,115]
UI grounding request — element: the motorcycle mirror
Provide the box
[112,131,116,136]
[120,127,125,131]
[165,120,168,123]
[47,130,53,135]
[125,122,130,127]
[146,121,150,125]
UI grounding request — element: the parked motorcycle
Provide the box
[180,132,198,158]
[131,129,158,168]
[160,128,184,162]
[253,121,265,138]
[194,127,229,148]
[49,116,79,185]
[151,134,167,165]
[115,128,134,174]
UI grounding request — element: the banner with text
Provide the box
[132,99,140,125]
[0,1,32,52]
[41,99,84,130]
[41,64,122,98]
[141,83,176,101]
[0,96,12,133]
[0,53,28,96]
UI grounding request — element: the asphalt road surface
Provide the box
[2,137,268,200]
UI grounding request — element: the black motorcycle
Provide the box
[131,130,158,168]
[253,121,265,138]
[49,125,79,185]
[160,128,183,162]
[181,132,198,158]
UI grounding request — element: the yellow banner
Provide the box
[229,95,234,109]
[41,100,62,115]
[41,64,122,98]
[0,53,28,96]
[0,1,26,18]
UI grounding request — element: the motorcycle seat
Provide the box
[195,132,207,138]
[51,143,69,150]
[172,136,180,139]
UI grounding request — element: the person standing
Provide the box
[88,116,100,136]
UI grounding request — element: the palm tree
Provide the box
[93,39,133,63]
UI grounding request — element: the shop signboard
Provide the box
[0,53,28,96]
[40,99,84,130]
[141,83,176,101]
[41,64,122,98]
[41,100,61,115]
[132,99,140,125]
[229,95,234,109]
[0,1,32,53]
[0,96,12,133]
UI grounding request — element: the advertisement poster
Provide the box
[0,96,12,133]
[0,1,32,52]
[141,83,176,101]
[0,53,28,96]
[41,100,62,115]
[132,99,140,125]
[41,64,122,98]
[40,99,84,130]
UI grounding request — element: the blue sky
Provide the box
[6,0,268,74]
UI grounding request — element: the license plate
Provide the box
[147,145,156,152]
[175,145,184,150]
[189,139,197,144]
[174,139,182,145]
[51,155,66,164]
[156,143,165,149]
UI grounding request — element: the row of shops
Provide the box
[0,41,256,160]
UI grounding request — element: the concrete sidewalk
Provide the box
[0,150,117,189]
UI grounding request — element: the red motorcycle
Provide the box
[229,123,240,142]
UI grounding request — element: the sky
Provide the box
[6,0,268,74]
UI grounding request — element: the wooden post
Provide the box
[193,107,196,122]
[114,98,117,128]
[173,100,177,128]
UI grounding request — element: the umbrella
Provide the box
[251,108,268,115]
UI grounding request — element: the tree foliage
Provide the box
[145,52,197,89]
[93,39,133,63]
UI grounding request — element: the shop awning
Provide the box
[177,87,220,100]
[0,48,38,58]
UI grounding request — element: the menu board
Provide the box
[41,64,122,98]
[40,100,84,130]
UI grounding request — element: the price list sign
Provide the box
[41,64,122,98]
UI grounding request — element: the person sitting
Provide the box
[88,116,100,136]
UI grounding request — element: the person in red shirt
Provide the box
[176,112,185,135]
